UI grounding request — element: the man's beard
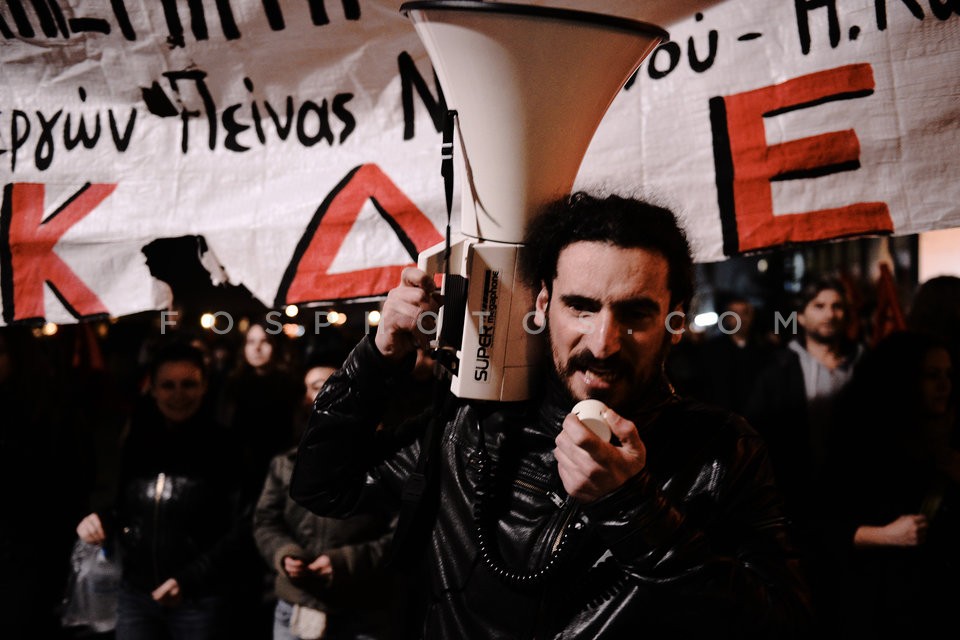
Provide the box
[805,323,842,345]
[545,323,673,414]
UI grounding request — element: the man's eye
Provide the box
[626,317,655,331]
[622,307,655,323]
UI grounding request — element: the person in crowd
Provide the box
[220,320,301,494]
[743,277,863,628]
[289,193,812,638]
[75,341,250,640]
[744,277,863,532]
[907,275,960,365]
[304,359,338,408]
[294,347,350,443]
[907,274,960,444]
[254,351,399,640]
[697,293,774,415]
[819,331,958,634]
[218,320,304,637]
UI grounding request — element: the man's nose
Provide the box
[584,310,622,359]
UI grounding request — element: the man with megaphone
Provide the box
[291,1,812,636]
[290,192,813,639]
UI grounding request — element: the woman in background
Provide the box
[220,320,301,494]
[76,342,248,640]
[821,331,958,634]
[219,320,304,637]
[254,350,400,640]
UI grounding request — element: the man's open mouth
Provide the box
[580,368,618,388]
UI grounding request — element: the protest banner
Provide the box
[1,0,957,324]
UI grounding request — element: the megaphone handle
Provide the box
[424,109,464,377]
[441,110,458,274]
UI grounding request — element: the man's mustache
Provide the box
[561,350,631,380]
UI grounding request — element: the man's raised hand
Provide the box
[374,267,440,362]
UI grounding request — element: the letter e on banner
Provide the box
[711,64,893,254]
[1,183,113,323]
[275,164,443,305]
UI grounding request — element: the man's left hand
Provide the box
[554,406,646,503]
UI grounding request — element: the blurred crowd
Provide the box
[667,274,960,634]
[0,273,958,638]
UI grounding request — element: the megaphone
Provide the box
[402,1,667,402]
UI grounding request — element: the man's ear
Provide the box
[668,304,685,345]
[534,284,549,329]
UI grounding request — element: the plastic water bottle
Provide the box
[85,547,121,632]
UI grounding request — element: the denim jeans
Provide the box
[116,583,225,640]
[272,600,298,640]
[273,599,380,640]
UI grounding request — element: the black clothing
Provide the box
[699,335,774,415]
[744,343,859,534]
[817,351,960,635]
[115,401,248,598]
[1,374,80,638]
[834,432,960,634]
[291,337,811,639]
[220,368,301,494]
[744,348,813,525]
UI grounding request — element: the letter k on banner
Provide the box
[1,183,113,323]
[710,63,894,254]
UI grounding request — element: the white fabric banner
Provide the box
[1,0,958,324]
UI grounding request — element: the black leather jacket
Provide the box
[114,402,248,598]
[291,337,813,638]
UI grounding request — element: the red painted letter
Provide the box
[710,64,893,254]
[1,183,114,323]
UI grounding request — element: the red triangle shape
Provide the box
[277,164,443,305]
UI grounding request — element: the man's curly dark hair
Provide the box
[520,192,694,313]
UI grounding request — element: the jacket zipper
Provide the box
[512,478,572,554]
[515,479,576,640]
[551,505,578,554]
[513,478,565,507]
[153,472,165,585]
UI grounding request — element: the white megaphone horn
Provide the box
[401,0,668,402]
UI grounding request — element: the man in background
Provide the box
[745,277,862,630]
[698,293,774,415]
[746,276,862,521]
